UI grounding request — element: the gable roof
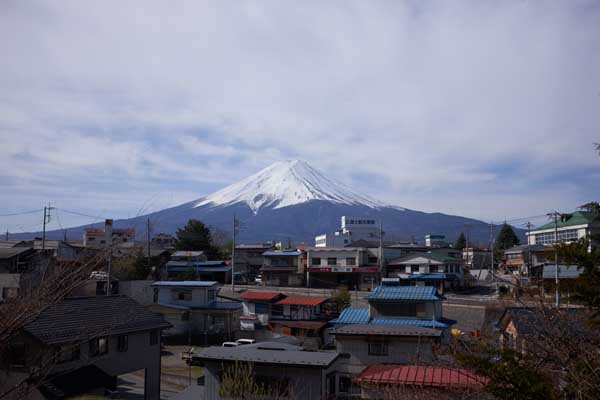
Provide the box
[239,291,283,301]
[354,364,488,388]
[198,345,339,367]
[331,307,370,324]
[24,295,170,345]
[367,285,443,301]
[333,324,441,337]
[275,296,329,306]
[534,211,599,231]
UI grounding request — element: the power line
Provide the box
[0,209,43,217]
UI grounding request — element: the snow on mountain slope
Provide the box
[194,160,390,212]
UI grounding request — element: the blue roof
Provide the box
[371,317,451,329]
[152,281,219,287]
[408,274,458,281]
[367,285,443,301]
[262,250,302,257]
[331,307,370,324]
[330,307,453,328]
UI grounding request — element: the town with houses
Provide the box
[1,202,599,399]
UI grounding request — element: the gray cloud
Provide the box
[0,0,599,231]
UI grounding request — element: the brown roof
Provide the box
[354,364,488,388]
[239,291,283,301]
[275,296,329,306]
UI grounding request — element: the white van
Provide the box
[236,339,256,346]
[221,341,239,347]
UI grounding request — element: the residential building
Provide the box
[165,251,231,282]
[149,281,242,344]
[260,249,305,286]
[83,219,135,248]
[3,295,170,399]
[315,216,380,247]
[386,249,465,291]
[306,247,379,290]
[239,290,286,329]
[198,340,341,400]
[527,211,600,250]
[234,243,274,281]
[332,324,443,377]
[150,233,177,249]
[353,364,488,399]
[332,284,453,331]
[503,244,553,275]
[462,247,492,270]
[0,247,43,302]
[425,234,447,247]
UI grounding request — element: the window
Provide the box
[368,342,388,356]
[411,264,420,273]
[534,229,579,245]
[149,330,159,346]
[327,258,337,266]
[311,258,321,266]
[397,303,417,316]
[212,316,225,328]
[117,335,128,352]
[172,288,192,301]
[339,376,352,394]
[207,290,216,302]
[346,257,356,266]
[368,257,378,264]
[57,344,80,363]
[89,337,108,357]
[8,342,27,367]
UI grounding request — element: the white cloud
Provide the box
[0,0,599,230]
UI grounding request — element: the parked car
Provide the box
[222,341,239,347]
[236,339,255,345]
[254,275,262,284]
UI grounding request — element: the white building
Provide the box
[315,216,379,247]
[527,211,600,249]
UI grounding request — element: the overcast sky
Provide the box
[1,0,599,233]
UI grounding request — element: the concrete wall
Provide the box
[335,335,435,374]
[119,280,155,305]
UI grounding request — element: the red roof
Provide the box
[274,296,329,306]
[353,365,488,388]
[239,291,283,301]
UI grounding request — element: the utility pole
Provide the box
[231,213,237,291]
[379,219,384,278]
[525,222,533,277]
[547,212,560,307]
[41,204,54,251]
[5,230,8,241]
[147,218,152,278]
[489,222,495,287]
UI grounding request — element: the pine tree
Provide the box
[455,232,467,250]
[175,219,221,259]
[494,223,521,257]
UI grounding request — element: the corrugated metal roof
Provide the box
[330,307,370,324]
[239,291,283,301]
[275,296,329,306]
[333,324,441,337]
[371,317,452,329]
[152,281,219,287]
[198,345,339,367]
[367,285,442,301]
[262,250,303,256]
[353,364,488,387]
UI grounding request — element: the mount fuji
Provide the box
[24,160,500,245]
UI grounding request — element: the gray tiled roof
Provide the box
[333,324,441,337]
[24,295,171,345]
[0,247,34,259]
[198,345,339,367]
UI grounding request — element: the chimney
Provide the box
[104,219,113,248]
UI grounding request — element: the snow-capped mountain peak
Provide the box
[194,159,387,212]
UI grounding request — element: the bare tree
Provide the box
[0,252,107,399]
